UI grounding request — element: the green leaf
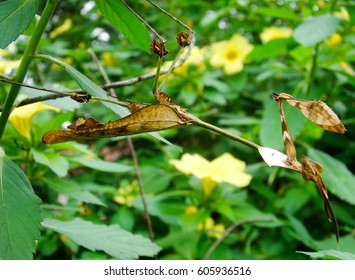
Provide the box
[130,191,188,225]
[248,39,295,61]
[286,213,316,249]
[260,98,306,151]
[0,147,42,259]
[254,7,301,21]
[276,187,311,215]
[179,208,210,231]
[69,156,133,173]
[293,14,340,47]
[307,147,355,205]
[95,0,151,53]
[31,148,69,177]
[156,230,201,259]
[297,249,355,260]
[140,166,173,193]
[43,178,106,206]
[0,0,38,48]
[41,218,160,259]
[231,203,281,228]
[60,61,130,117]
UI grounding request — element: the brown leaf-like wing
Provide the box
[301,156,339,242]
[275,93,346,134]
[42,104,192,144]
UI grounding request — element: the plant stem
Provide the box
[146,0,193,32]
[305,43,319,96]
[152,56,163,94]
[157,46,185,93]
[0,0,58,141]
[120,0,165,42]
[190,116,261,150]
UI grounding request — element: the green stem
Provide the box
[157,46,185,93]
[91,97,129,108]
[190,116,261,150]
[0,0,58,141]
[152,56,163,94]
[305,43,319,96]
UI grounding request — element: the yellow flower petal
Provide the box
[202,177,217,197]
[335,7,350,22]
[260,26,293,43]
[185,205,198,214]
[209,34,253,75]
[102,52,116,66]
[339,61,354,76]
[170,153,252,188]
[209,153,252,187]
[49,19,73,38]
[170,153,210,178]
[325,33,342,46]
[0,60,21,73]
[197,216,225,239]
[9,102,60,140]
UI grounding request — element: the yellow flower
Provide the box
[335,7,350,22]
[0,60,21,73]
[0,44,16,57]
[185,205,198,214]
[260,27,293,43]
[113,181,139,206]
[325,33,342,46]
[316,0,325,9]
[202,177,217,197]
[209,34,254,75]
[197,217,225,239]
[170,152,252,187]
[174,46,207,75]
[153,46,207,79]
[339,61,354,76]
[102,52,116,66]
[9,102,60,140]
[49,19,73,38]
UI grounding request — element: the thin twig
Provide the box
[120,0,165,42]
[88,48,155,242]
[146,0,193,32]
[305,43,319,96]
[203,217,274,260]
[127,139,155,242]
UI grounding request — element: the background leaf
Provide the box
[95,0,151,52]
[61,61,130,117]
[0,0,38,48]
[31,148,69,177]
[69,156,133,173]
[0,149,42,259]
[307,147,355,205]
[254,7,301,21]
[293,14,340,47]
[297,249,355,260]
[260,98,306,151]
[43,178,106,206]
[41,218,161,259]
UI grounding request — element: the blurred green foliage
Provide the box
[0,0,354,260]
